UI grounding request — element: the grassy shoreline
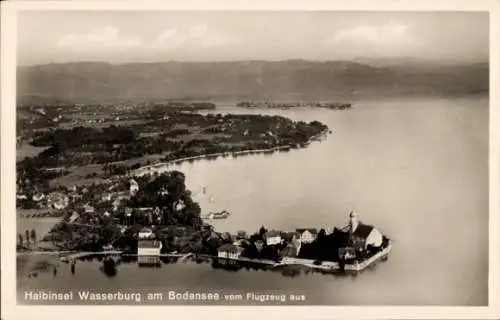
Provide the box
[132,128,328,176]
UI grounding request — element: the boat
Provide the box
[206,210,230,220]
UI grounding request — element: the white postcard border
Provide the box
[1,0,499,319]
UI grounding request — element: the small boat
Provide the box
[207,210,230,220]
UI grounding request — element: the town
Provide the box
[18,168,392,275]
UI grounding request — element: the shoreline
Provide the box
[16,127,333,278]
[132,128,329,177]
[18,241,392,275]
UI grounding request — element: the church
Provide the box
[338,211,385,259]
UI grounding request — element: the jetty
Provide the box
[59,250,123,262]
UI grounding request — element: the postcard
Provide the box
[1,0,499,319]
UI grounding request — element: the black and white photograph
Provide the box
[1,0,499,319]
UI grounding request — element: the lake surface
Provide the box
[18,96,489,305]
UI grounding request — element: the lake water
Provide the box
[18,96,489,305]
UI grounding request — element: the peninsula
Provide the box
[18,169,392,277]
[16,101,328,195]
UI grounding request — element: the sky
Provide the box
[17,11,489,66]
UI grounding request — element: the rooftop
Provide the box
[352,223,375,239]
[264,230,281,238]
[296,228,318,235]
[218,243,244,253]
[138,240,162,248]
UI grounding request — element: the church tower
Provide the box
[349,210,359,233]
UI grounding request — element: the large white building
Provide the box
[137,240,162,256]
[218,243,244,259]
[295,228,318,244]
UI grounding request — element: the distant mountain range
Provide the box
[17,59,489,104]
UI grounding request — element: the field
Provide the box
[17,214,61,242]
[16,143,49,162]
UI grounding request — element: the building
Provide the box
[32,193,45,202]
[343,211,383,250]
[17,194,28,200]
[137,240,162,256]
[295,228,318,243]
[101,193,113,202]
[217,244,244,260]
[263,230,282,246]
[350,224,383,249]
[48,192,69,210]
[130,179,139,196]
[174,200,186,212]
[138,227,153,239]
[83,204,95,214]
[68,211,80,223]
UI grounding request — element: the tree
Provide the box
[30,229,37,247]
[258,226,268,238]
[25,230,30,248]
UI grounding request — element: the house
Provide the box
[138,227,153,239]
[174,200,185,211]
[53,201,68,210]
[68,211,80,223]
[263,230,282,246]
[101,193,113,202]
[83,204,95,214]
[296,228,318,244]
[137,240,162,256]
[32,193,45,202]
[124,207,133,217]
[71,194,83,201]
[17,194,28,200]
[217,243,244,260]
[49,193,69,210]
[130,179,139,195]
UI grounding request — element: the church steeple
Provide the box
[348,210,359,233]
